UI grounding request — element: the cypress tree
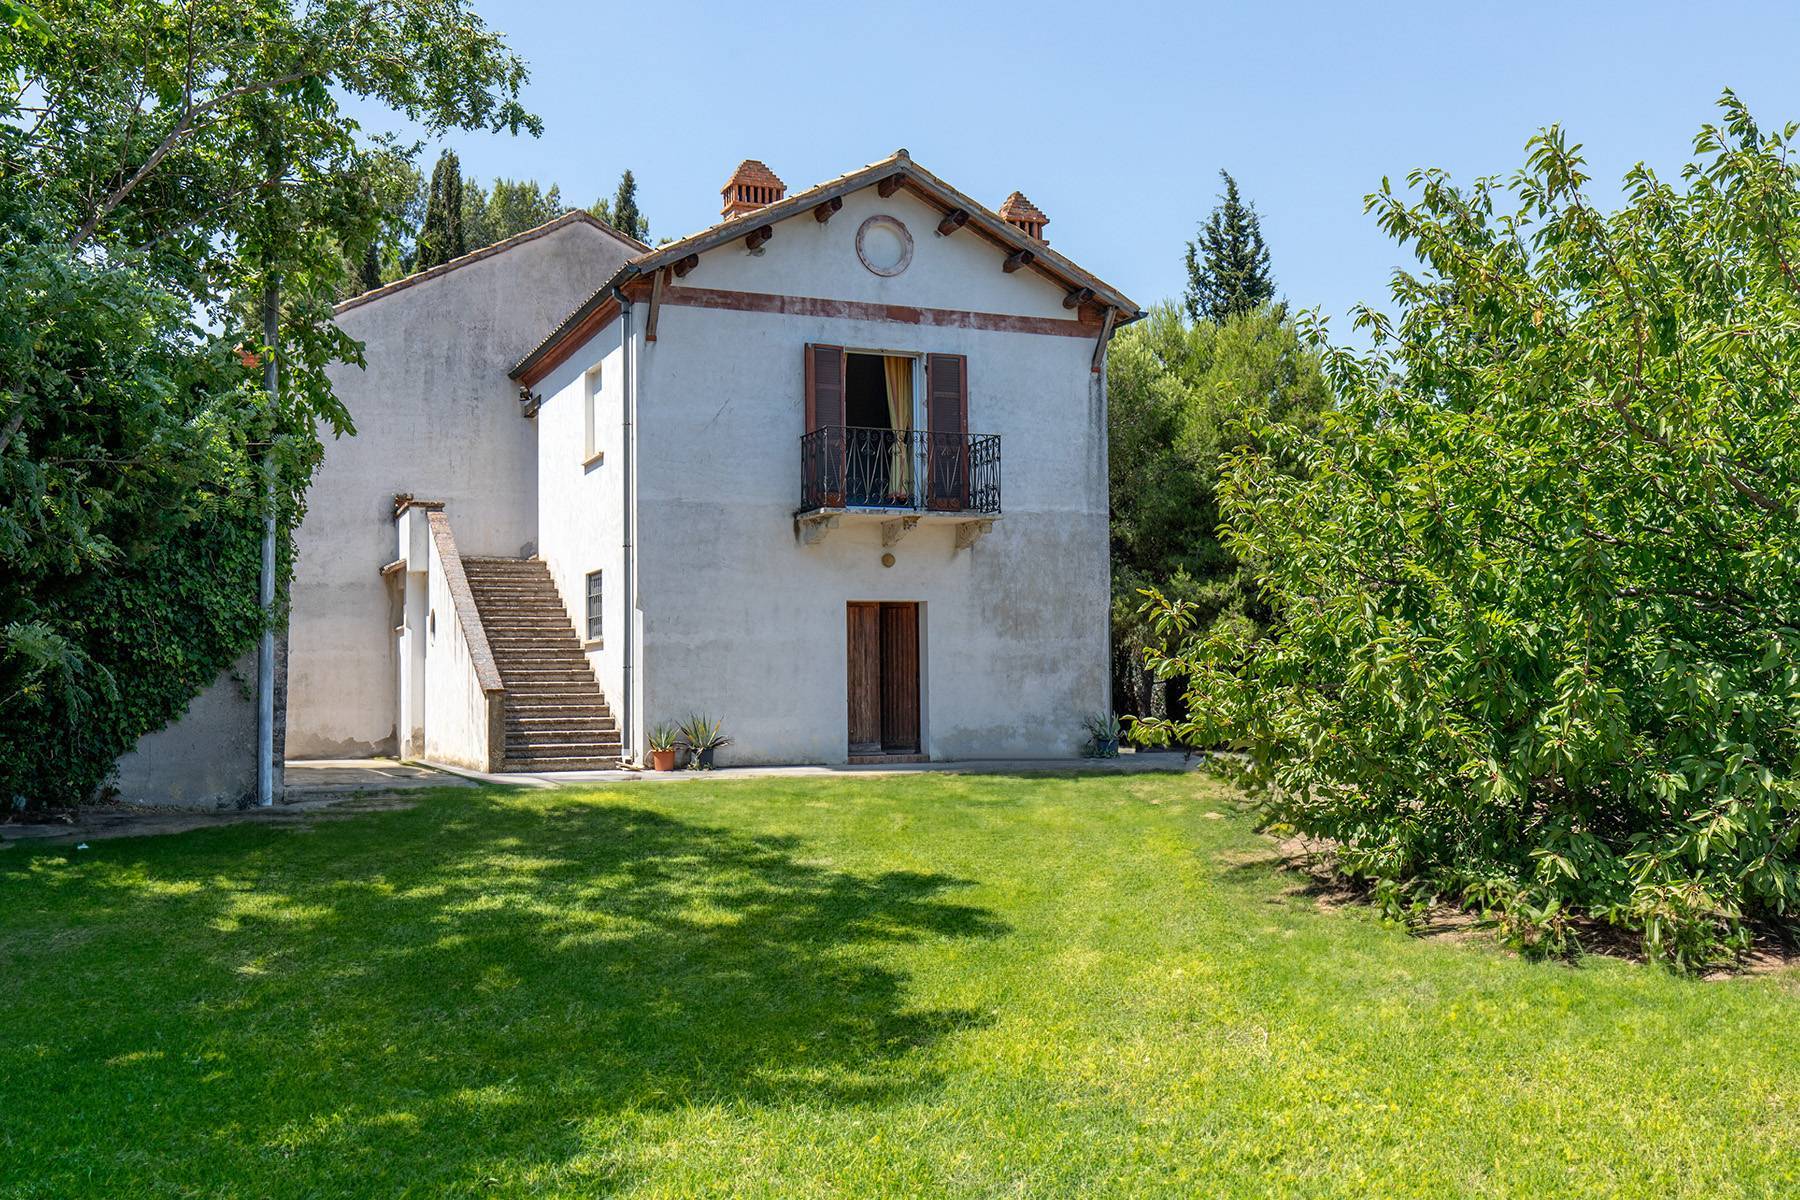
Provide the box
[357,242,383,293]
[1184,170,1274,324]
[605,169,647,242]
[417,149,466,269]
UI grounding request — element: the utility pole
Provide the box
[257,277,279,807]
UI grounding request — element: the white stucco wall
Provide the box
[420,518,503,771]
[625,188,1111,763]
[533,334,631,736]
[286,221,636,757]
[112,650,260,806]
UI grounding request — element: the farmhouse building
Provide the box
[131,150,1142,791]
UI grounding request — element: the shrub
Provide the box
[1136,93,1800,970]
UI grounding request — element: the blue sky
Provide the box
[384,0,1798,335]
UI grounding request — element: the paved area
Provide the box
[1,760,470,848]
[423,749,1201,789]
[284,758,477,797]
[2,753,1199,847]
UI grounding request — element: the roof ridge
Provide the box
[334,210,650,316]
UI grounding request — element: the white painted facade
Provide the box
[277,155,1134,773]
[284,217,639,758]
[525,179,1123,765]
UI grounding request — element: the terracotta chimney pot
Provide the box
[998,191,1049,244]
[721,160,787,219]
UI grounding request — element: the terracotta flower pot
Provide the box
[649,748,676,772]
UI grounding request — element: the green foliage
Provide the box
[1139,92,1800,969]
[1184,170,1274,324]
[0,209,284,806]
[2,0,539,806]
[1106,303,1328,715]
[461,175,565,252]
[417,148,467,269]
[591,168,649,243]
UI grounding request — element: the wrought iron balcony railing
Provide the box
[799,426,1001,515]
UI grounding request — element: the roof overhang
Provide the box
[510,150,1144,387]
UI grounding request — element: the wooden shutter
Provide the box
[925,353,969,510]
[879,603,920,752]
[805,343,845,431]
[805,344,847,508]
[846,603,882,753]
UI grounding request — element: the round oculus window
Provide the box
[856,215,914,277]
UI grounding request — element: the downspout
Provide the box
[257,279,279,806]
[613,285,636,765]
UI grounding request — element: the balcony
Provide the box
[796,426,1001,547]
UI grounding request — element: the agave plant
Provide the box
[678,713,732,769]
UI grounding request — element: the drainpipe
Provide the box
[257,279,279,806]
[613,285,636,764]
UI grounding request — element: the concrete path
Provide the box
[2,753,1199,848]
[415,749,1200,789]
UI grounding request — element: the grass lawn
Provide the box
[3,772,1797,1198]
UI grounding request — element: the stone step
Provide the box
[504,759,622,770]
[500,667,595,681]
[504,701,613,720]
[506,730,619,749]
[506,718,617,735]
[502,687,608,702]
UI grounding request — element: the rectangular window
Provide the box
[583,364,603,463]
[585,570,603,642]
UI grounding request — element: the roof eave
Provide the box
[511,151,1144,382]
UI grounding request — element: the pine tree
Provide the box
[417,149,466,269]
[1184,170,1274,324]
[593,168,648,241]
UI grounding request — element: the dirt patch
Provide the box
[1216,835,1800,977]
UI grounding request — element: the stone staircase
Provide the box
[461,557,621,771]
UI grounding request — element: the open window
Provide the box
[801,345,980,514]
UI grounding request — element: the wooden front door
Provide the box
[846,602,920,754]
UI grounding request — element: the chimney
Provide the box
[998,191,1049,244]
[721,160,787,219]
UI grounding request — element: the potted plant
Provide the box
[679,713,732,770]
[1083,711,1122,758]
[647,723,680,772]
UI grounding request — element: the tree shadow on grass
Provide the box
[1,791,1008,1195]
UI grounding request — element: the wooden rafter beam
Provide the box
[1002,248,1035,274]
[672,252,700,278]
[1063,286,1094,310]
[1090,305,1117,373]
[813,196,843,223]
[645,267,667,343]
[936,208,970,236]
[745,224,773,252]
[877,174,903,198]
